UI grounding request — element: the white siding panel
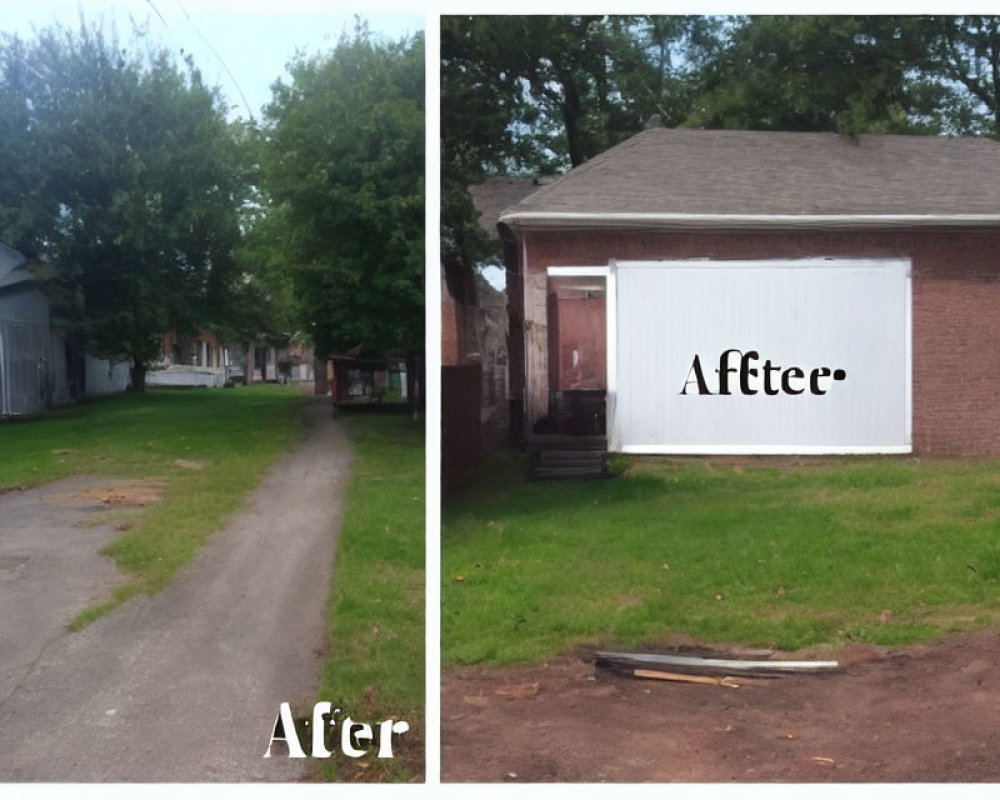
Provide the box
[613,259,910,453]
[85,357,130,395]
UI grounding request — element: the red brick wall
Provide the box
[441,292,462,366]
[518,228,1000,456]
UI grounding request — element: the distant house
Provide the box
[247,339,316,389]
[147,330,234,388]
[249,342,277,383]
[0,243,127,417]
[281,341,317,389]
[145,331,318,391]
[498,128,1000,458]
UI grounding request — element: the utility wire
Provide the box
[146,0,256,122]
[173,0,255,122]
[144,0,167,29]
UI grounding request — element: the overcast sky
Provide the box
[0,0,424,121]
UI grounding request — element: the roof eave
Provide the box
[498,212,1000,232]
[0,270,36,292]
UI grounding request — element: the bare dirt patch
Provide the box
[43,480,166,508]
[172,458,208,470]
[442,628,1000,782]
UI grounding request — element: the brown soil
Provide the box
[172,458,208,470]
[442,629,1000,782]
[43,480,166,508]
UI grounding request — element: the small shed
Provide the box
[498,129,1000,457]
[0,244,52,418]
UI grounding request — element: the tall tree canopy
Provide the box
[923,15,1000,134]
[260,28,424,360]
[441,15,709,275]
[0,23,249,389]
[442,15,711,176]
[442,14,1000,278]
[687,16,956,135]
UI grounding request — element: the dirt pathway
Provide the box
[0,398,351,781]
[443,630,1000,782]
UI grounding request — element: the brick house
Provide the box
[498,128,1000,457]
[442,177,548,490]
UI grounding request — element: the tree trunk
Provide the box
[405,352,425,415]
[561,72,586,167]
[989,17,1000,135]
[129,358,147,393]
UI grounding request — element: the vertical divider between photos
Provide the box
[424,16,441,785]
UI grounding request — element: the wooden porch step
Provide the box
[531,463,607,481]
[530,442,608,481]
[526,435,608,452]
[538,449,606,464]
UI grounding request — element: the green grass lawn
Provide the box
[0,385,307,625]
[443,450,1000,666]
[317,410,424,781]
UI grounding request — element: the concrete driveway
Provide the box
[0,398,352,781]
[0,475,133,706]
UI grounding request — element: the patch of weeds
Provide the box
[67,601,119,632]
[845,622,940,647]
[605,453,632,477]
[827,464,915,490]
[970,545,1000,582]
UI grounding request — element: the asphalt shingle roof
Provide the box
[500,128,1000,221]
[468,176,550,236]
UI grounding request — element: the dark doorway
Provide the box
[546,275,607,435]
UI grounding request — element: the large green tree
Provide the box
[442,15,686,176]
[441,16,530,278]
[259,28,424,365]
[922,15,1000,134]
[441,14,1000,284]
[441,15,722,274]
[686,16,958,135]
[211,122,299,355]
[441,15,718,277]
[0,23,248,390]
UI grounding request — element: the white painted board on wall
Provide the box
[612,259,911,454]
